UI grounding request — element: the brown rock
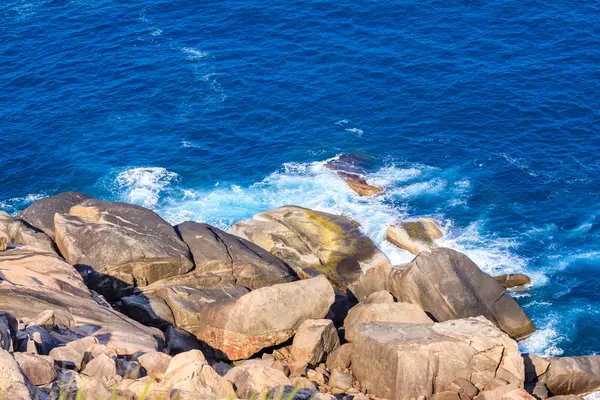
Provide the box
[18,192,92,240]
[13,353,56,386]
[324,154,384,197]
[225,363,292,398]
[0,246,165,355]
[338,172,383,196]
[49,346,84,370]
[362,290,395,304]
[534,356,600,396]
[54,199,194,300]
[175,221,298,289]
[343,302,433,342]
[0,211,55,254]
[0,349,41,399]
[474,384,536,400]
[329,370,354,391]
[326,343,353,371]
[386,218,443,255]
[351,317,524,400]
[289,319,340,373]
[50,370,112,400]
[0,231,8,251]
[230,205,390,289]
[187,275,335,360]
[82,353,117,383]
[137,351,172,377]
[350,248,535,340]
[495,274,532,289]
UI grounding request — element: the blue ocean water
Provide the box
[1,0,600,356]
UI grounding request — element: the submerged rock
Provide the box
[175,221,298,289]
[18,191,92,240]
[495,273,532,288]
[351,317,524,400]
[324,153,384,196]
[230,205,390,288]
[54,199,194,300]
[386,218,444,255]
[350,247,535,340]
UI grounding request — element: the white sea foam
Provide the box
[345,127,364,136]
[115,167,179,209]
[0,193,46,214]
[182,47,209,61]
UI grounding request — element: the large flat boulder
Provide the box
[0,246,164,355]
[54,199,194,300]
[229,206,390,289]
[351,317,524,400]
[525,355,600,396]
[350,248,535,340]
[177,275,335,360]
[343,302,433,342]
[175,221,297,289]
[19,192,92,240]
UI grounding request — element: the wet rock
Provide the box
[495,274,532,289]
[176,221,298,289]
[230,205,390,288]
[54,199,194,300]
[350,248,535,340]
[386,218,443,255]
[19,192,92,240]
[344,302,433,342]
[351,317,524,400]
[13,353,57,386]
[225,363,292,398]
[289,319,340,373]
[324,154,384,197]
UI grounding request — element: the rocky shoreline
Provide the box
[0,191,598,400]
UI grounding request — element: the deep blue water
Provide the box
[1,0,600,356]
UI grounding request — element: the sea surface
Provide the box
[1,0,600,357]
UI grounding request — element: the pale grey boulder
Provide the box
[176,221,298,289]
[19,192,92,240]
[350,317,525,400]
[230,206,390,289]
[54,199,194,300]
[350,248,535,340]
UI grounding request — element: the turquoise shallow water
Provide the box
[1,0,600,356]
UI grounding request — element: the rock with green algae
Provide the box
[229,205,390,289]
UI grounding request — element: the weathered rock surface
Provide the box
[82,353,117,383]
[230,206,390,288]
[0,246,165,355]
[326,343,353,371]
[289,319,340,373]
[0,231,8,251]
[19,192,92,240]
[351,317,525,400]
[475,384,536,400]
[161,350,234,397]
[343,302,433,342]
[0,349,40,399]
[54,199,194,299]
[350,248,535,340]
[0,211,55,253]
[49,345,84,370]
[186,275,335,360]
[386,218,443,255]
[324,153,384,196]
[495,274,532,288]
[225,363,292,398]
[137,351,172,376]
[526,354,600,396]
[164,325,203,355]
[13,353,57,386]
[50,370,111,400]
[175,221,297,289]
